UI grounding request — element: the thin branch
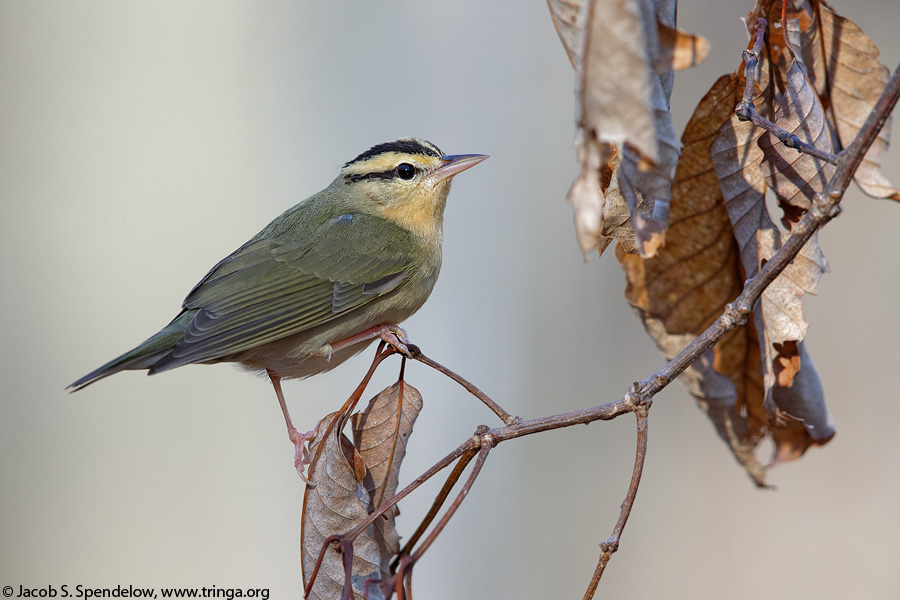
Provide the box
[488,395,636,442]
[340,540,355,600]
[616,56,900,413]
[393,448,480,566]
[735,17,839,164]
[414,352,519,425]
[340,436,480,545]
[306,342,396,476]
[379,439,494,600]
[376,375,406,507]
[409,435,495,563]
[583,405,650,600]
[303,534,340,599]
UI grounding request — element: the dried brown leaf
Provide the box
[759,61,836,224]
[619,74,770,485]
[351,381,423,575]
[770,342,834,462]
[577,0,664,162]
[597,162,635,255]
[614,161,669,257]
[711,78,835,452]
[651,0,677,102]
[302,415,383,600]
[794,2,900,200]
[557,0,685,256]
[546,0,582,68]
[655,19,711,72]
[567,133,614,255]
[568,0,680,256]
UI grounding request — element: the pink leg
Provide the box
[268,370,313,484]
[331,324,415,357]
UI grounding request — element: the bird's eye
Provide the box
[396,163,416,180]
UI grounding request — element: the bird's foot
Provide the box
[378,325,414,358]
[290,426,316,485]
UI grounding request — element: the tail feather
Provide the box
[67,310,195,392]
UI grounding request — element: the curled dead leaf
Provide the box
[567,133,614,255]
[565,0,681,256]
[546,0,582,68]
[710,71,834,459]
[655,19,711,72]
[301,415,383,600]
[791,2,900,199]
[619,74,774,485]
[758,61,836,225]
[352,380,424,575]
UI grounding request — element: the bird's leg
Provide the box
[330,324,417,358]
[267,370,313,484]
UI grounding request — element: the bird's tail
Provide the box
[66,310,193,392]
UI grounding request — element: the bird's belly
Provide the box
[228,293,425,380]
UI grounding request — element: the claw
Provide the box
[381,327,412,357]
[289,426,315,486]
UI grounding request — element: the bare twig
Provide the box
[340,540,355,600]
[375,371,407,507]
[735,17,839,164]
[366,439,493,600]
[488,395,638,441]
[583,405,650,599]
[393,447,480,565]
[414,352,519,425]
[306,342,396,477]
[303,534,340,599]
[409,435,495,562]
[340,436,480,545]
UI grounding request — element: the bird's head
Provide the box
[337,138,488,243]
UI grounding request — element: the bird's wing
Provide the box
[154,212,415,369]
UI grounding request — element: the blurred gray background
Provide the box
[2,1,898,598]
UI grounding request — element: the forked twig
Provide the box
[304,432,480,599]
[409,435,495,563]
[392,447,480,566]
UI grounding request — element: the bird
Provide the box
[68,137,488,476]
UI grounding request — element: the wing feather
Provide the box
[151,209,419,370]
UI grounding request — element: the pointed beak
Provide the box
[433,153,489,183]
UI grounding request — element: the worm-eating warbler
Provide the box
[68,138,488,473]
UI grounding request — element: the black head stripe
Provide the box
[344,169,396,183]
[343,139,442,168]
